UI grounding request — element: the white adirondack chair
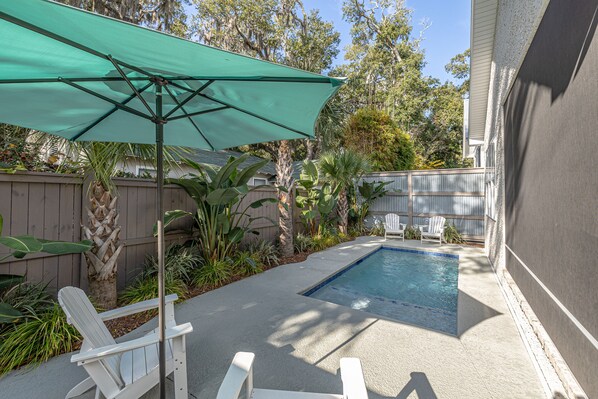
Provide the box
[384,213,406,241]
[58,287,193,399]
[419,216,446,245]
[217,352,369,399]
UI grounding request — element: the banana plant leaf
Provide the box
[0,235,44,255]
[153,210,194,236]
[0,302,22,324]
[206,188,241,206]
[38,239,93,255]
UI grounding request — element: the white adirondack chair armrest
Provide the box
[99,294,179,321]
[399,223,406,230]
[216,352,255,399]
[419,225,428,232]
[340,358,368,399]
[71,322,193,364]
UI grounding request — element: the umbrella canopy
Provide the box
[0,1,343,398]
[0,0,342,149]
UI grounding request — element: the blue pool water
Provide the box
[304,247,459,334]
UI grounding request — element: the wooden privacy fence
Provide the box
[0,168,484,293]
[360,168,485,240]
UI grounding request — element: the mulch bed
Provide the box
[105,248,320,339]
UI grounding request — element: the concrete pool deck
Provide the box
[0,237,548,398]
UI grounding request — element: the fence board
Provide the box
[361,168,485,240]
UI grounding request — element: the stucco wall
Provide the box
[503,0,598,396]
[483,0,549,270]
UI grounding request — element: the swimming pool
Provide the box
[303,247,459,334]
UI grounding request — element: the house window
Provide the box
[252,177,268,186]
[137,166,157,178]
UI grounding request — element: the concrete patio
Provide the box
[0,237,547,399]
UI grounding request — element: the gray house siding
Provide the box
[503,0,598,396]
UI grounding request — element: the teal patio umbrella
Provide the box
[0,0,343,397]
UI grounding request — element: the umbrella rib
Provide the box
[59,78,153,120]
[108,56,157,119]
[70,82,154,141]
[166,106,229,121]
[163,85,215,150]
[0,76,337,84]
[198,93,312,139]
[169,82,313,138]
[163,80,214,119]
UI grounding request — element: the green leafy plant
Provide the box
[0,213,92,321]
[192,258,233,287]
[351,180,392,234]
[295,160,337,236]
[233,251,263,276]
[294,233,315,253]
[0,214,92,263]
[160,155,277,263]
[0,303,81,375]
[404,226,421,240]
[444,223,464,244]
[319,150,370,234]
[120,275,187,305]
[141,244,202,284]
[368,222,386,237]
[0,280,52,328]
[246,240,280,267]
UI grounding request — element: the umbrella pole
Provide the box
[155,81,166,399]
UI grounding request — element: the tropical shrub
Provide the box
[0,280,52,329]
[192,258,233,287]
[233,251,263,276]
[368,222,385,237]
[246,240,280,267]
[319,150,370,234]
[141,244,202,284]
[404,226,421,240]
[351,180,392,234]
[295,160,337,236]
[294,233,315,253]
[444,223,465,244]
[161,155,277,263]
[119,275,187,305]
[0,303,81,375]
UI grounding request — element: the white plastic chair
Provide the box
[383,213,406,241]
[58,286,193,399]
[217,352,369,399]
[419,216,446,245]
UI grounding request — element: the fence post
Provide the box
[407,171,413,227]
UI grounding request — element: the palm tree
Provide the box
[276,140,295,257]
[319,149,370,234]
[39,138,178,309]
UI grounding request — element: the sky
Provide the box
[301,0,470,82]
[185,0,470,83]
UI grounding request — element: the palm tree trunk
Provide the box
[338,187,349,234]
[83,181,123,309]
[276,140,294,257]
[305,139,315,160]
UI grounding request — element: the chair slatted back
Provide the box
[385,213,402,231]
[428,216,446,234]
[58,287,124,388]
